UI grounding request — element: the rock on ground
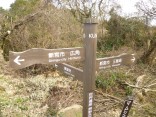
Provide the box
[57,104,82,117]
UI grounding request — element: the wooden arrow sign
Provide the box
[96,53,136,71]
[55,63,83,82]
[9,47,84,69]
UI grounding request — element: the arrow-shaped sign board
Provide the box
[9,47,84,69]
[55,63,83,82]
[96,53,136,71]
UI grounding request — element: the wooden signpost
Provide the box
[9,18,136,117]
[83,19,97,117]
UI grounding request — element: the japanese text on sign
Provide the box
[63,66,74,77]
[120,98,133,117]
[64,67,71,73]
[70,50,80,56]
[48,49,83,63]
[48,52,65,58]
[112,58,122,67]
[88,92,93,117]
[100,60,110,66]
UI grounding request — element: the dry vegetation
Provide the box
[0,48,156,117]
[0,0,156,117]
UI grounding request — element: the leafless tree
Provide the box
[53,0,116,22]
[136,0,156,65]
[136,0,156,19]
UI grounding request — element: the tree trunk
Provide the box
[140,40,156,65]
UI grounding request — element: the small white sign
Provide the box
[88,92,93,117]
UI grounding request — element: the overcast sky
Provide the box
[117,0,139,14]
[0,0,155,25]
[0,0,139,13]
[0,0,15,9]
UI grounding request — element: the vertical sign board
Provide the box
[83,19,98,117]
[120,96,134,117]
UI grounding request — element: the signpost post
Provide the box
[83,19,98,117]
[9,18,136,117]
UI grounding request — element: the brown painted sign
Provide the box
[96,53,136,71]
[9,47,84,69]
[55,63,83,82]
[120,96,133,117]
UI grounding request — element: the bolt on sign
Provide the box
[9,18,136,117]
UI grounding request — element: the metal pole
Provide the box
[83,18,98,117]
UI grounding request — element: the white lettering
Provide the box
[122,114,126,117]
[54,52,60,58]
[88,92,93,117]
[70,50,80,56]
[60,52,65,57]
[64,67,71,73]
[88,107,92,117]
[49,52,65,58]
[48,56,81,63]
[89,33,97,38]
[99,66,111,70]
[125,106,129,111]
[113,58,122,64]
[49,58,67,62]
[100,60,110,66]
[112,64,121,67]
[68,56,81,60]
[48,53,55,58]
[127,101,132,106]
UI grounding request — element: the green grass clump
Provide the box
[96,71,133,96]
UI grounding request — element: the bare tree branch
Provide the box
[136,0,156,18]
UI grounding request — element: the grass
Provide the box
[0,73,65,117]
[96,69,133,96]
[0,50,155,117]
